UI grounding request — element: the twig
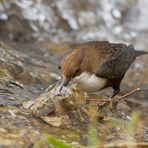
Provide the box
[87,87,142,103]
[86,98,109,102]
[117,87,141,101]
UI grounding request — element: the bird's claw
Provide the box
[109,97,118,112]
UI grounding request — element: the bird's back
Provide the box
[60,41,137,79]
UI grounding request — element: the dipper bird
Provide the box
[58,41,147,105]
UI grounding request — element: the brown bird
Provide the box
[59,41,147,105]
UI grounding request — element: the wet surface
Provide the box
[0,41,81,147]
[0,41,147,147]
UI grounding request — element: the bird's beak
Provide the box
[63,76,71,87]
[59,76,71,92]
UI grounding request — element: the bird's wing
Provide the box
[96,44,136,79]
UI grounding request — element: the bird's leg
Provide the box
[112,84,120,98]
[109,86,120,110]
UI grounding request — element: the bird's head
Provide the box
[58,49,83,87]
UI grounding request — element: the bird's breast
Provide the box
[74,72,107,92]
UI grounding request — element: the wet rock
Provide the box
[22,81,88,128]
[0,41,82,147]
[0,41,61,106]
[22,91,55,117]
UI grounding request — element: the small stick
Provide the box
[86,99,109,102]
[86,87,141,104]
[117,87,141,101]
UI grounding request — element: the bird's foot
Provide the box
[109,87,141,111]
[109,97,118,112]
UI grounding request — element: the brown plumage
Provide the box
[59,41,148,98]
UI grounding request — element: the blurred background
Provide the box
[0,0,148,48]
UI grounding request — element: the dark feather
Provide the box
[96,44,136,79]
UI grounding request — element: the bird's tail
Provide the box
[135,50,148,57]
